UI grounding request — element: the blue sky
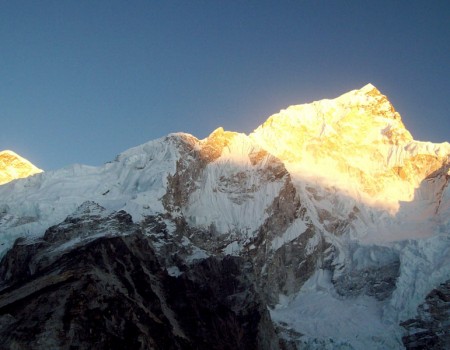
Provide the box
[1,1,449,170]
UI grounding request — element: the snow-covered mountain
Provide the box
[0,84,449,349]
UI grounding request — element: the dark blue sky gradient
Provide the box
[1,1,449,170]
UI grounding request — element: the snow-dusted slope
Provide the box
[0,135,184,256]
[184,129,288,236]
[0,130,292,257]
[1,84,449,349]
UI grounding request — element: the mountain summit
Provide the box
[251,84,448,210]
[0,150,42,185]
[0,85,449,349]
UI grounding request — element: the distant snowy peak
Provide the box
[0,150,42,185]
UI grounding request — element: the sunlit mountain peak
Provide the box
[250,84,449,211]
[252,84,412,151]
[0,150,43,185]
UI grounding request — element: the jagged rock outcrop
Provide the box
[401,280,450,349]
[331,244,400,301]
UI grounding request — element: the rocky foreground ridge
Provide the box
[0,84,449,349]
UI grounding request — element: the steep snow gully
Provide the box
[0,84,449,349]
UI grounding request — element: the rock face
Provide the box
[0,84,449,349]
[331,244,401,301]
[0,206,277,349]
[0,150,42,185]
[401,280,450,349]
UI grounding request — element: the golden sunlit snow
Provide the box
[249,84,450,212]
[0,150,43,185]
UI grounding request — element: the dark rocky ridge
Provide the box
[0,210,278,350]
[401,280,450,349]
